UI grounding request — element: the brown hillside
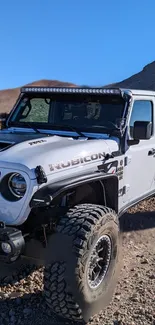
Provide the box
[0,80,76,114]
[112,61,155,90]
[1,61,155,114]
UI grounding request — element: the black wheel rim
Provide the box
[87,234,112,289]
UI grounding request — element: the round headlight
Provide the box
[8,173,27,198]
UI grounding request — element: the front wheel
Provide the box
[44,204,122,322]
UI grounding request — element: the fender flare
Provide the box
[30,171,119,211]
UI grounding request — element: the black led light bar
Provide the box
[21,86,121,95]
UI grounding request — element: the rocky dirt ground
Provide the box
[0,198,155,325]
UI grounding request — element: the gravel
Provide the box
[0,198,155,325]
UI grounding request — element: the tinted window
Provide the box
[14,97,50,123]
[129,100,153,138]
[10,94,125,133]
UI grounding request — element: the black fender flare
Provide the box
[30,171,119,212]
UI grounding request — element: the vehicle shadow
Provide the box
[119,209,155,232]
[0,267,85,325]
[0,291,74,325]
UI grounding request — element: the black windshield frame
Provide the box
[8,93,126,134]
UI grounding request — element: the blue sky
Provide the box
[0,0,155,90]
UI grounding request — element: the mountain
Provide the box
[0,80,76,114]
[1,61,155,114]
[111,61,155,90]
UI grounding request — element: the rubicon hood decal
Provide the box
[49,151,106,171]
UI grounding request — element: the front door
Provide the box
[123,97,155,203]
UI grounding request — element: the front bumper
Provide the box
[0,222,25,263]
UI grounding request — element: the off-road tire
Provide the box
[44,204,121,322]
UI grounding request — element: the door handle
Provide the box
[148,148,155,156]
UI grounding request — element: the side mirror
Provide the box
[0,113,8,130]
[133,121,152,140]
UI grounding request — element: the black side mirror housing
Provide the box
[133,121,152,140]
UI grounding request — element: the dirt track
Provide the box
[0,199,155,325]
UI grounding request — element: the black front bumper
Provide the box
[0,222,25,263]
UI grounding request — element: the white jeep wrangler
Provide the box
[0,86,154,322]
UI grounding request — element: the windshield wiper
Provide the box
[92,122,119,130]
[91,124,121,136]
[50,124,87,138]
[21,122,42,134]
[8,121,42,134]
[8,121,53,136]
[9,121,86,138]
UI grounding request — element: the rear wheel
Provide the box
[44,204,121,322]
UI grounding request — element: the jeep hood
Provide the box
[0,132,119,177]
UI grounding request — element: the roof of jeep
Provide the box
[20,86,155,97]
[121,88,155,96]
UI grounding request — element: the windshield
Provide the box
[8,94,126,134]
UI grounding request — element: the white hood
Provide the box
[0,132,119,225]
[0,132,119,177]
